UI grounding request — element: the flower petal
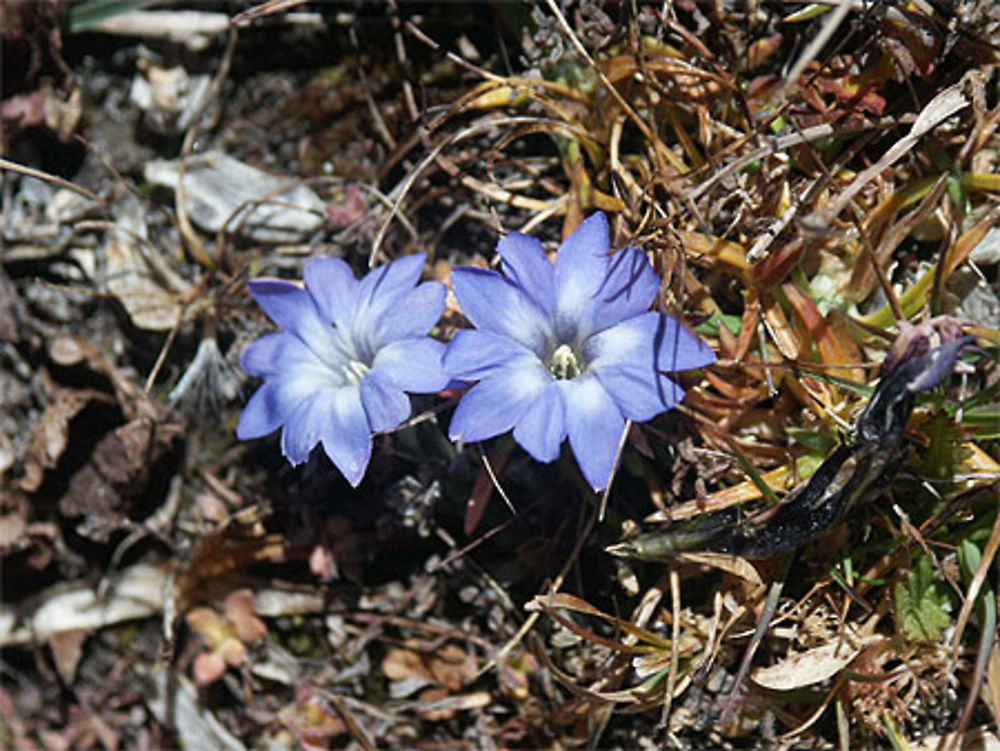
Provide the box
[237,341,342,440]
[512,382,567,462]
[591,246,660,332]
[585,311,715,376]
[553,212,610,343]
[304,257,357,330]
[237,382,300,439]
[247,279,351,366]
[351,254,426,353]
[497,232,556,317]
[594,365,684,422]
[321,387,373,486]
[239,332,288,378]
[240,332,339,382]
[361,370,411,433]
[442,329,537,381]
[278,387,340,466]
[561,374,626,491]
[451,267,554,358]
[448,362,551,443]
[370,281,446,348]
[248,279,326,342]
[372,337,449,393]
[279,385,372,485]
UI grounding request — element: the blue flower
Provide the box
[237,254,449,486]
[443,213,715,491]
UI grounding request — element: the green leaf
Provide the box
[69,0,160,34]
[960,401,1000,436]
[893,556,952,641]
[693,312,742,337]
[790,366,874,397]
[959,538,983,582]
[786,427,837,455]
[953,379,1000,413]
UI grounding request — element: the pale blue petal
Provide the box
[585,311,715,376]
[448,362,551,443]
[372,337,449,393]
[594,365,684,422]
[239,332,288,378]
[280,385,372,485]
[237,382,301,439]
[451,267,554,358]
[370,281,446,349]
[361,370,411,432]
[304,257,357,329]
[279,387,342,466]
[497,232,556,317]
[591,246,660,332]
[321,386,373,486]
[351,254,426,353]
[247,279,352,367]
[442,329,537,381]
[240,332,340,382]
[562,374,626,492]
[512,382,566,462]
[553,212,610,343]
[248,279,327,343]
[237,346,342,440]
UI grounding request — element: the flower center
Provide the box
[548,343,583,380]
[341,359,370,384]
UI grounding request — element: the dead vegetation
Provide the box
[2,1,1000,749]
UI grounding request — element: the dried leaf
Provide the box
[59,417,183,540]
[105,195,184,331]
[20,388,107,493]
[677,231,749,273]
[808,83,968,226]
[646,463,796,521]
[526,593,672,653]
[752,635,882,691]
[0,563,168,647]
[783,282,863,382]
[676,551,764,586]
[497,652,538,701]
[143,150,327,243]
[0,511,27,551]
[747,33,783,70]
[48,629,87,685]
[185,607,227,645]
[224,589,266,645]
[279,687,347,750]
[382,647,434,684]
[193,650,228,687]
[748,241,804,290]
[427,644,476,692]
[761,292,801,360]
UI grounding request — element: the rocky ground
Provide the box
[2,2,1000,749]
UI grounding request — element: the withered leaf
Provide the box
[104,195,186,331]
[59,417,183,540]
[20,388,110,493]
[49,629,88,685]
[752,635,883,691]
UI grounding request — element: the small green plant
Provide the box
[894,555,952,642]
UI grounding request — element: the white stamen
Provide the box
[342,360,370,384]
[549,343,582,380]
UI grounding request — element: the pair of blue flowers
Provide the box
[236,213,715,491]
